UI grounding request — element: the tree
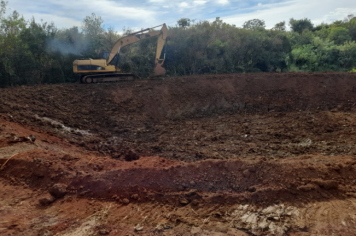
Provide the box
[81,13,105,56]
[328,27,351,45]
[289,18,313,34]
[18,19,49,84]
[102,27,120,51]
[0,5,26,86]
[273,21,286,31]
[243,19,266,30]
[212,17,224,28]
[0,0,6,19]
[338,41,356,69]
[346,17,356,41]
[313,25,329,39]
[177,18,190,28]
[344,14,355,23]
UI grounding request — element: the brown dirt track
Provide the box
[1,72,356,236]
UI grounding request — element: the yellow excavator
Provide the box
[73,23,168,83]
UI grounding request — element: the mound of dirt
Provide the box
[1,118,356,235]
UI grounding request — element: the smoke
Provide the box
[46,38,88,55]
[46,27,90,55]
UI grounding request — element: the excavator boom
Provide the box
[73,23,168,83]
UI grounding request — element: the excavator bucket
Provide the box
[152,63,166,77]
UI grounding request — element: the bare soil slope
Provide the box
[1,72,356,236]
[1,72,356,161]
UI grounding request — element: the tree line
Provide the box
[0,1,356,87]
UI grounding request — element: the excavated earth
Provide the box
[1,72,356,235]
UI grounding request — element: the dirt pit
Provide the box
[1,72,356,235]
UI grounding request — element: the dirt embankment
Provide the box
[1,72,356,161]
[1,118,356,236]
[1,72,356,236]
[1,117,356,236]
[2,73,356,126]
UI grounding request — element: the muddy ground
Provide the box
[1,72,356,235]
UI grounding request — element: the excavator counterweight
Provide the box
[73,23,168,83]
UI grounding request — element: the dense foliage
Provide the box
[0,1,356,87]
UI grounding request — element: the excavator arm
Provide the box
[107,24,168,75]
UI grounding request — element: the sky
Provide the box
[6,0,356,32]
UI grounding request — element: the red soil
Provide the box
[1,72,356,235]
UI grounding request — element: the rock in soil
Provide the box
[49,183,68,199]
[122,198,130,204]
[124,150,140,162]
[38,194,56,206]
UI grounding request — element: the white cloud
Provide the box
[24,13,81,29]
[221,0,356,29]
[180,2,189,8]
[4,0,356,31]
[7,0,158,29]
[217,0,229,5]
[194,0,207,4]
[317,8,356,23]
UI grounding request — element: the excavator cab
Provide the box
[99,51,120,66]
[99,51,109,60]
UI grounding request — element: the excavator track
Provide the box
[81,73,136,84]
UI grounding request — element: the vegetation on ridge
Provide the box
[0,1,356,87]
